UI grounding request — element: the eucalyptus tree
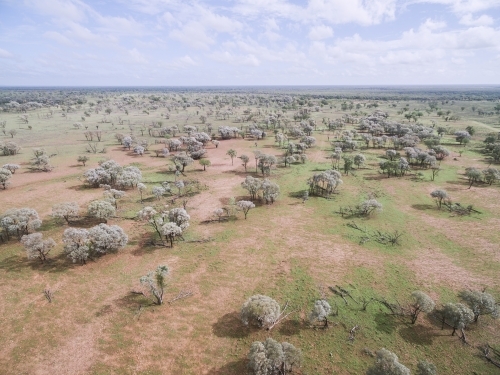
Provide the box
[226,149,237,165]
[440,303,474,335]
[52,202,80,224]
[248,338,302,375]
[77,155,89,166]
[21,233,56,263]
[241,176,262,200]
[366,348,410,375]
[239,154,250,171]
[262,179,280,204]
[465,167,482,188]
[483,167,500,185]
[257,154,277,175]
[103,189,126,208]
[416,360,437,375]
[87,200,116,222]
[2,163,20,174]
[430,190,448,209]
[140,265,170,305]
[454,131,471,145]
[409,291,435,324]
[309,299,331,328]
[0,167,12,189]
[137,183,147,202]
[152,186,166,200]
[459,290,498,323]
[199,158,211,171]
[173,152,194,172]
[241,295,281,328]
[0,208,42,240]
[308,170,343,197]
[237,200,255,219]
[359,199,382,215]
[354,154,366,169]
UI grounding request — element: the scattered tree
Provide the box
[87,200,116,222]
[140,265,170,305]
[440,302,474,335]
[409,291,435,324]
[52,202,80,224]
[237,200,255,219]
[21,233,56,263]
[77,155,89,166]
[248,338,302,375]
[430,190,448,209]
[0,167,12,189]
[366,348,410,375]
[241,294,281,328]
[227,149,237,165]
[416,360,437,375]
[199,158,211,171]
[0,208,42,240]
[309,299,331,328]
[459,290,498,323]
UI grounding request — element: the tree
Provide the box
[241,295,281,328]
[140,265,169,305]
[237,200,255,219]
[52,202,80,224]
[88,223,128,254]
[430,190,448,209]
[366,348,410,375]
[137,183,147,202]
[416,360,437,375]
[308,170,343,197]
[309,299,331,328]
[0,167,12,189]
[465,126,476,136]
[248,338,302,375]
[87,200,116,222]
[63,224,127,264]
[103,189,125,208]
[0,208,42,240]
[343,155,354,175]
[161,222,182,247]
[21,233,56,263]
[199,158,211,171]
[455,131,471,145]
[440,302,474,335]
[262,179,280,204]
[257,154,277,175]
[483,167,500,185]
[173,152,194,172]
[240,154,250,171]
[227,149,237,165]
[459,290,498,323]
[358,199,382,215]
[31,148,53,172]
[242,176,262,201]
[2,163,20,174]
[63,228,90,264]
[354,154,366,169]
[465,167,482,188]
[77,155,89,166]
[409,291,435,324]
[152,186,166,200]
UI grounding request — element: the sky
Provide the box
[0,0,499,86]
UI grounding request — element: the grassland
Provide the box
[0,88,499,375]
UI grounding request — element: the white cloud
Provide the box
[128,48,148,64]
[169,22,214,49]
[0,48,14,59]
[308,25,334,40]
[459,13,494,26]
[43,31,74,46]
[210,51,260,66]
[410,0,500,14]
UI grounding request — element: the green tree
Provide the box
[140,265,169,305]
[226,149,237,165]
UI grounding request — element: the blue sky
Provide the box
[0,0,499,85]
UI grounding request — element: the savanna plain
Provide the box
[1,86,500,375]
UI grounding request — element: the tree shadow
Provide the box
[212,312,250,338]
[0,252,71,274]
[363,174,388,181]
[114,291,151,311]
[206,359,247,375]
[374,312,397,334]
[398,324,435,346]
[411,204,435,211]
[278,319,303,336]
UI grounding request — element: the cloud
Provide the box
[409,0,500,15]
[308,25,334,40]
[43,31,74,46]
[0,48,14,59]
[128,48,148,64]
[169,22,214,49]
[459,13,494,26]
[210,51,260,66]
